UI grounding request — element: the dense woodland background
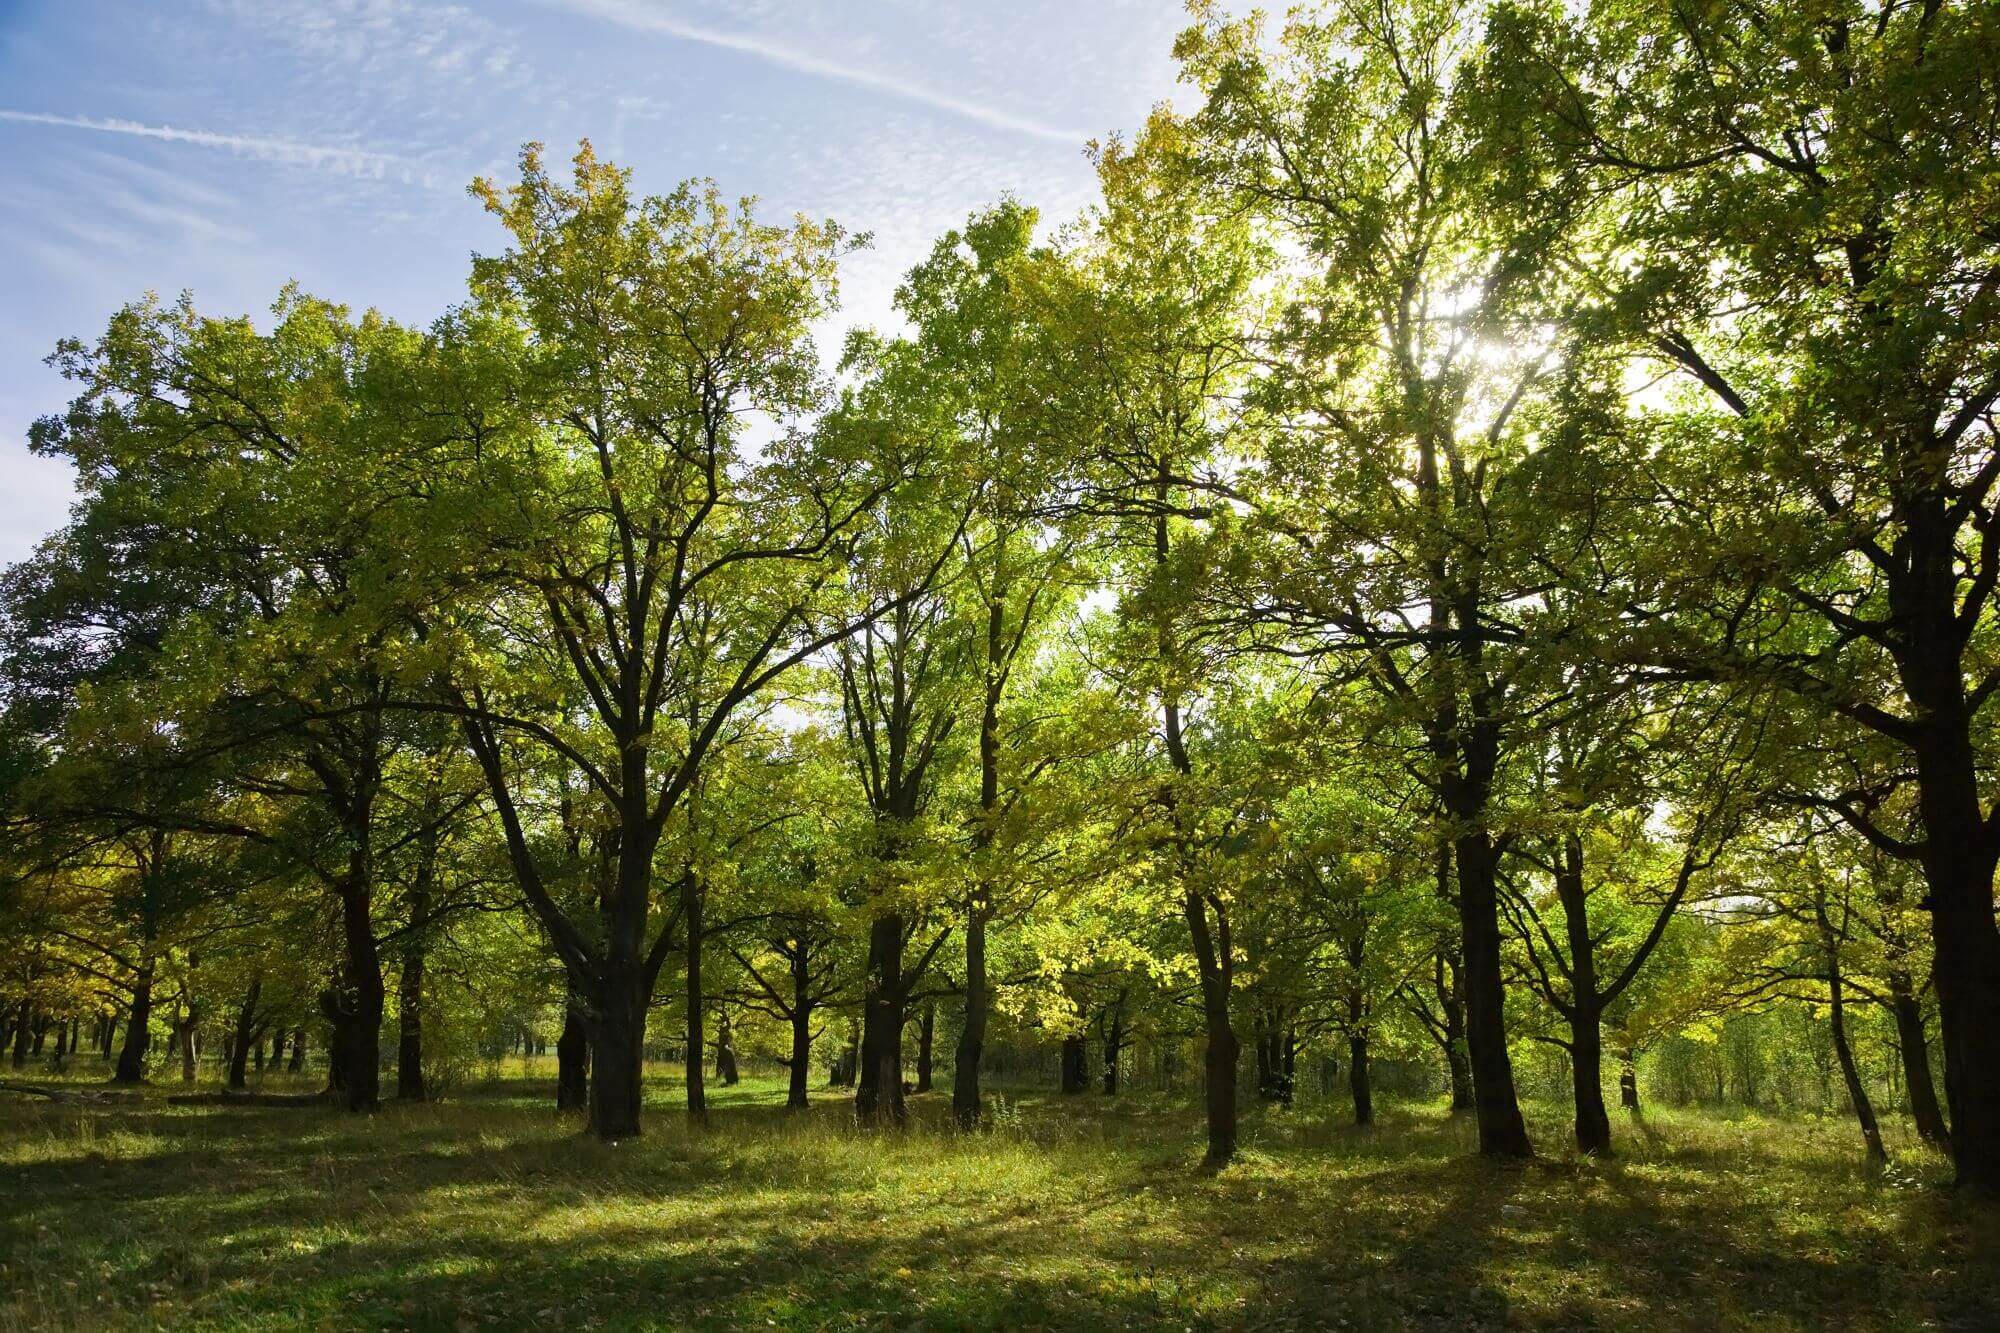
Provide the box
[3,0,1999,1253]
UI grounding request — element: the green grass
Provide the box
[2,1067,1995,1330]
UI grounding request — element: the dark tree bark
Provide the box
[1554,838,1612,1156]
[954,898,989,1126]
[1455,832,1531,1158]
[856,913,906,1126]
[588,979,645,1139]
[1887,971,1950,1151]
[1349,1033,1373,1127]
[1059,1034,1088,1094]
[396,932,426,1103]
[8,1002,29,1070]
[1412,868,1478,1115]
[1831,967,1888,1166]
[113,958,154,1084]
[1185,886,1238,1166]
[397,828,435,1103]
[785,1005,812,1110]
[227,977,262,1090]
[328,828,385,1112]
[1102,1001,1125,1096]
[1818,893,1888,1166]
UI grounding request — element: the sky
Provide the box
[0,0,1202,565]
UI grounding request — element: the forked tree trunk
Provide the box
[114,959,154,1084]
[227,977,261,1090]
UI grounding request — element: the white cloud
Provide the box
[0,110,450,186]
[546,0,1089,144]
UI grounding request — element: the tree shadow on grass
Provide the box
[6,1091,2000,1330]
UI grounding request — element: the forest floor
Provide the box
[0,1064,1995,1331]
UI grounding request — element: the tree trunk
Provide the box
[1893,527,2000,1191]
[1254,1021,1276,1100]
[8,1002,29,1070]
[783,934,813,1110]
[1103,1004,1124,1096]
[1349,1032,1373,1127]
[1888,972,1951,1151]
[953,903,988,1126]
[832,1020,858,1088]
[714,1008,738,1087]
[114,959,154,1084]
[1455,833,1533,1157]
[227,977,261,1090]
[856,913,906,1126]
[786,1008,811,1110]
[1570,1016,1612,1156]
[177,1020,197,1084]
[287,1028,305,1074]
[1554,835,1614,1155]
[331,865,385,1111]
[397,852,432,1102]
[1060,1034,1088,1094]
[556,990,590,1112]
[683,875,706,1119]
[1184,888,1238,1167]
[587,974,644,1139]
[1830,963,1888,1166]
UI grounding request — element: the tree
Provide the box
[419,143,885,1138]
[1495,0,2000,1191]
[1177,0,1584,1158]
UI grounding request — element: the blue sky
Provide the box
[0,0,1201,564]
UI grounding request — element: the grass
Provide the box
[1,1065,1996,1330]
